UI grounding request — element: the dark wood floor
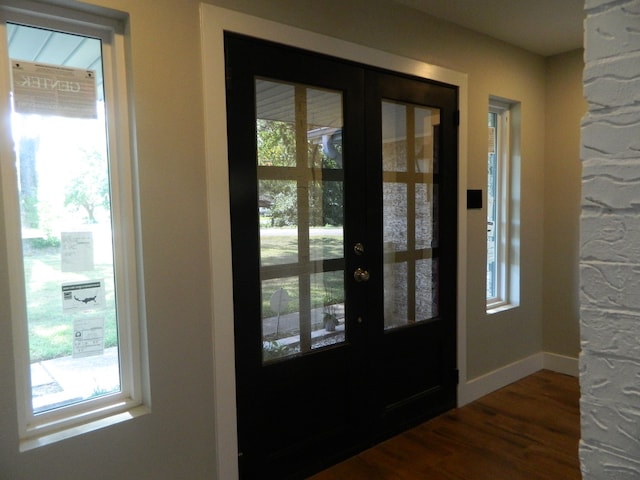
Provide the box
[309,370,580,480]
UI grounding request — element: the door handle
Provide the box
[354,268,370,283]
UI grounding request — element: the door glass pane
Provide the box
[383,183,407,251]
[8,24,121,413]
[309,181,343,261]
[416,258,438,319]
[384,261,408,328]
[262,276,300,361]
[310,270,345,348]
[256,78,345,363]
[259,180,298,266]
[382,101,407,172]
[382,100,440,330]
[415,183,435,249]
[308,89,342,170]
[256,81,296,167]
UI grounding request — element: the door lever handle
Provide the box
[354,268,370,283]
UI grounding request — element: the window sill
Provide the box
[20,404,150,452]
[486,302,517,315]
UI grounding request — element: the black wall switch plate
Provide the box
[467,189,482,209]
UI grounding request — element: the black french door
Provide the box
[225,33,458,480]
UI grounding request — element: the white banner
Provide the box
[11,60,97,118]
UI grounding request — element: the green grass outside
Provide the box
[23,247,118,362]
[260,230,344,317]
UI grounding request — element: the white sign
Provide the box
[488,126,496,154]
[73,317,105,358]
[62,280,105,312]
[61,232,94,272]
[12,60,97,118]
[270,288,289,314]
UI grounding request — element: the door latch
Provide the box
[354,267,370,283]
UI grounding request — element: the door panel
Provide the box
[226,34,367,479]
[225,33,457,479]
[368,71,458,434]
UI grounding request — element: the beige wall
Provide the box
[0,1,218,479]
[543,49,585,358]
[0,0,581,478]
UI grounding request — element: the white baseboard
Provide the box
[457,351,578,407]
[542,351,580,377]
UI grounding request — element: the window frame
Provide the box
[0,1,147,449]
[486,99,514,312]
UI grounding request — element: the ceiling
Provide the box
[7,22,104,99]
[391,0,585,56]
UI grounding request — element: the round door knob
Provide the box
[354,267,370,283]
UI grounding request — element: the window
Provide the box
[0,2,146,447]
[487,98,519,311]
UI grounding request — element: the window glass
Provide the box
[487,99,519,311]
[487,111,498,300]
[8,23,120,414]
[1,7,143,444]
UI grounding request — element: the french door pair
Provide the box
[225,33,458,479]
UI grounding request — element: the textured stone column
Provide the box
[581,0,640,477]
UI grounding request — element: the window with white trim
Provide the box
[0,2,145,447]
[487,98,519,311]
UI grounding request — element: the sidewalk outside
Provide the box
[31,346,119,413]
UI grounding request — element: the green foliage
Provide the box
[27,234,61,249]
[64,148,110,224]
[21,195,39,228]
[309,180,343,227]
[257,119,296,167]
[91,384,119,397]
[257,119,343,228]
[270,184,298,227]
[262,340,293,362]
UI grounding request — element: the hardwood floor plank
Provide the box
[309,370,580,480]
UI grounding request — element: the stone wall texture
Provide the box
[581,0,640,477]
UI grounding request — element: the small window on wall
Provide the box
[0,2,146,448]
[487,98,519,312]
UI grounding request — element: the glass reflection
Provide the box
[382,99,440,329]
[256,78,346,362]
